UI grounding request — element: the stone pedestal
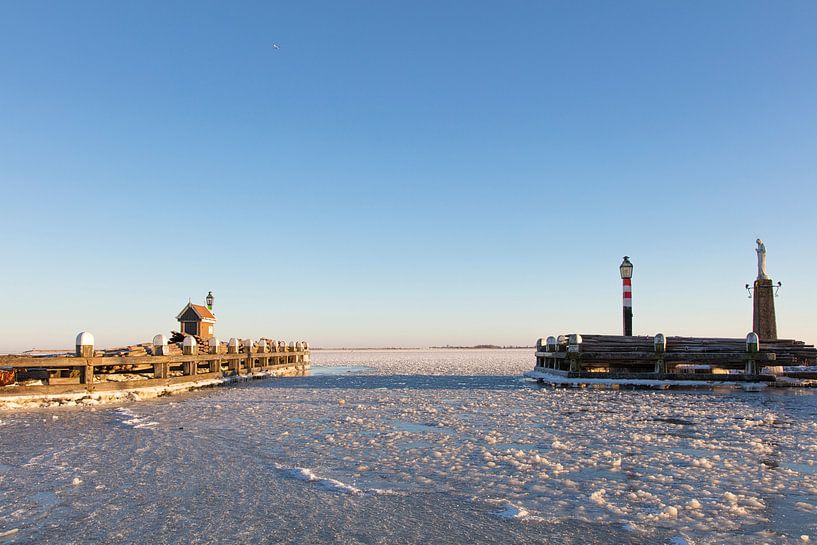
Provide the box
[753,278,777,340]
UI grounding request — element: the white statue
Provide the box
[756,239,769,280]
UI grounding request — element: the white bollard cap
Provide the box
[228,337,240,347]
[209,337,220,347]
[183,336,197,347]
[153,334,168,347]
[654,333,666,353]
[244,339,255,349]
[257,339,268,350]
[746,332,760,352]
[76,331,94,347]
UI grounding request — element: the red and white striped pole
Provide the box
[619,256,633,336]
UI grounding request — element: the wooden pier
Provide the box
[530,334,817,386]
[0,339,310,400]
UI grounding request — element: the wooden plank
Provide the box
[0,352,309,368]
[0,384,92,396]
[565,371,776,382]
[91,372,222,391]
[48,377,81,385]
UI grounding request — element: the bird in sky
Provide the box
[272,43,280,50]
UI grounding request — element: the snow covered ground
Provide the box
[1,349,816,544]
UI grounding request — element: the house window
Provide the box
[183,322,199,335]
[208,325,213,335]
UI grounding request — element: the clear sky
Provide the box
[1,1,816,352]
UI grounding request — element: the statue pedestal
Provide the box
[753,278,777,341]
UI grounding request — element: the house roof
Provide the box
[175,302,217,322]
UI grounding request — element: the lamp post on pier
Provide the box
[620,256,633,336]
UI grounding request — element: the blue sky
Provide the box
[1,1,816,352]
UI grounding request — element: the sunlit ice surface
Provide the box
[1,349,816,544]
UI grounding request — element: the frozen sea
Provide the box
[1,349,817,544]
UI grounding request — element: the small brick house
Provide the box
[175,301,217,340]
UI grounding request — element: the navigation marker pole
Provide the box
[620,256,633,336]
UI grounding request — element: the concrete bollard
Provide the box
[567,334,582,373]
[654,333,667,373]
[227,338,241,374]
[153,334,169,356]
[208,337,222,372]
[152,334,170,379]
[257,339,269,368]
[183,335,198,356]
[182,336,198,376]
[76,331,95,387]
[546,336,557,352]
[76,332,95,358]
[557,335,568,352]
[746,332,760,375]
[244,339,256,371]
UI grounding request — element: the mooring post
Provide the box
[257,339,269,368]
[76,331,95,358]
[545,336,557,369]
[269,339,279,365]
[76,332,95,389]
[209,337,222,372]
[153,334,169,355]
[183,336,198,375]
[152,334,170,379]
[746,332,760,376]
[244,339,256,372]
[568,334,582,373]
[654,333,667,374]
[556,335,568,370]
[227,338,241,374]
[303,341,310,368]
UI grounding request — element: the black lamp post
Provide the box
[206,291,214,311]
[619,257,633,336]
